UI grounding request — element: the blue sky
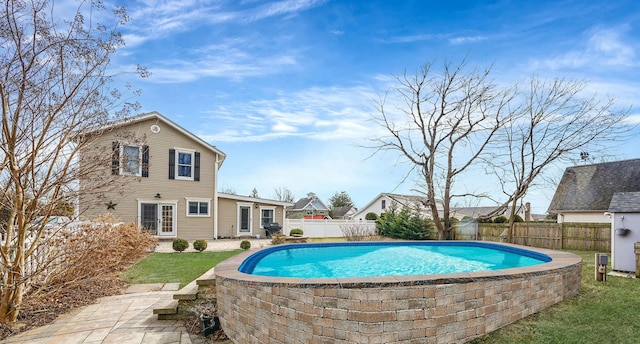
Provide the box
[105,0,640,214]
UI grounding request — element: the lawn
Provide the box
[470,250,640,344]
[120,250,243,288]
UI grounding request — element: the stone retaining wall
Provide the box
[215,244,581,344]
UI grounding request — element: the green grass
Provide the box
[120,250,243,288]
[470,250,640,344]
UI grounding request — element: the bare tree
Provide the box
[488,77,631,242]
[369,59,513,239]
[0,0,144,323]
[249,187,259,198]
[273,186,294,203]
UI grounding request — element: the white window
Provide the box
[176,150,194,180]
[261,208,275,227]
[121,145,141,176]
[176,151,193,179]
[185,198,211,217]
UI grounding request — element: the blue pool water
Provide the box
[238,241,551,278]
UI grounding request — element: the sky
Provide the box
[97,0,640,214]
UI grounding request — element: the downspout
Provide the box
[213,154,220,240]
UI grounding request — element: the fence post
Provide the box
[559,222,564,250]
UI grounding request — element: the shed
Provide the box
[608,192,640,273]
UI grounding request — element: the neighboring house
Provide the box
[548,159,640,223]
[217,193,293,238]
[450,203,531,221]
[287,193,330,219]
[77,112,291,240]
[608,192,640,273]
[330,205,358,219]
[353,193,444,220]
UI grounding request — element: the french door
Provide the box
[140,202,176,237]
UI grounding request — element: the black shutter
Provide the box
[141,145,149,178]
[194,151,200,182]
[111,142,120,175]
[168,149,175,180]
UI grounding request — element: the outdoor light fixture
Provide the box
[155,193,161,199]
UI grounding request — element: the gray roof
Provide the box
[450,206,521,219]
[331,206,356,218]
[608,192,640,213]
[548,159,640,212]
[291,195,330,211]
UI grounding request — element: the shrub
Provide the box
[365,212,379,220]
[43,222,157,295]
[193,239,207,252]
[271,233,284,245]
[240,240,251,250]
[172,238,189,252]
[340,223,377,241]
[376,207,433,240]
[513,214,524,222]
[493,216,508,223]
[289,228,304,236]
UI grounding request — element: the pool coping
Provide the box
[214,241,581,288]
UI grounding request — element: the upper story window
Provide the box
[112,142,149,177]
[177,151,193,179]
[122,145,141,175]
[381,199,386,209]
[169,148,200,181]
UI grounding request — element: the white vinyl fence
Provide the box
[283,219,377,238]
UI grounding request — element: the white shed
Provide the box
[608,192,640,273]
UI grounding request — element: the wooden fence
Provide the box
[455,222,611,251]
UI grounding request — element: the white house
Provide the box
[353,193,444,220]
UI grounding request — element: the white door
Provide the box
[238,205,251,235]
[159,203,176,237]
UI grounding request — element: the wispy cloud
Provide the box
[120,0,326,47]
[382,33,437,43]
[530,25,637,71]
[198,85,380,142]
[449,35,488,45]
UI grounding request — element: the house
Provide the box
[450,203,531,221]
[330,205,358,219]
[217,193,292,238]
[287,193,330,219]
[608,192,640,273]
[352,193,444,220]
[548,159,640,223]
[77,112,291,240]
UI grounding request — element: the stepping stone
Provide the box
[162,282,180,291]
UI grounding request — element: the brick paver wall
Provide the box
[215,246,581,344]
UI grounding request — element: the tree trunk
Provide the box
[506,199,518,243]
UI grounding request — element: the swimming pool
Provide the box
[215,241,582,343]
[239,241,550,278]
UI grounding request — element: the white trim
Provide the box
[120,144,142,176]
[185,197,211,217]
[136,199,178,237]
[174,148,195,181]
[236,202,253,236]
[213,154,220,239]
[259,206,276,228]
